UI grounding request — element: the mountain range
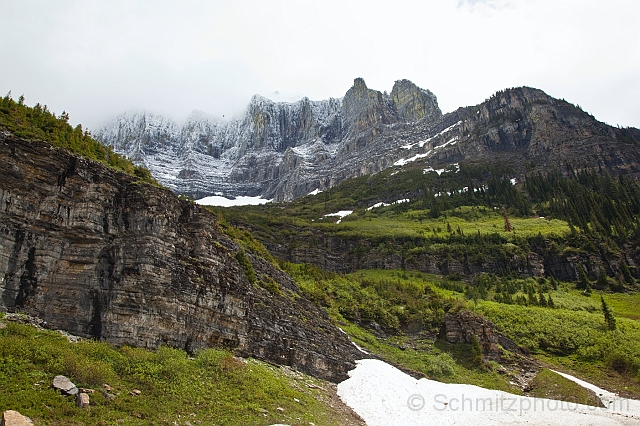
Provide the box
[95,78,640,202]
[4,76,640,424]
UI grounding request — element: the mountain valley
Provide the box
[2,84,640,425]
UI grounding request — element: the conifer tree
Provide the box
[502,206,512,232]
[596,266,609,289]
[547,294,555,308]
[585,283,592,296]
[538,290,548,307]
[601,296,616,330]
[470,334,483,367]
[576,264,590,290]
[620,261,635,285]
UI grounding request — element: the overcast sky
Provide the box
[1,0,638,130]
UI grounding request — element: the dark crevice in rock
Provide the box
[88,290,102,340]
[57,156,76,188]
[16,246,36,308]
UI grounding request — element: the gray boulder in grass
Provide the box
[52,375,79,395]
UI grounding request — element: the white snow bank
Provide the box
[551,370,640,413]
[324,210,353,224]
[424,166,447,175]
[394,151,432,166]
[435,136,459,150]
[424,163,460,176]
[195,195,271,207]
[367,202,390,210]
[366,199,409,210]
[401,121,463,150]
[337,359,640,426]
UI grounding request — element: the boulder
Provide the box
[76,392,90,408]
[52,375,78,395]
[1,410,33,426]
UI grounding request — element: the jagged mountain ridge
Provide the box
[95,78,443,201]
[96,79,640,202]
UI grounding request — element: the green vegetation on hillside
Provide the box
[283,264,455,332]
[0,93,156,184]
[215,159,640,295]
[281,266,520,391]
[210,160,640,399]
[525,169,640,243]
[281,264,640,397]
[0,316,354,425]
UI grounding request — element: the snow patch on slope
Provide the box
[366,199,410,210]
[324,210,353,224]
[338,359,640,426]
[196,195,272,207]
[401,121,462,150]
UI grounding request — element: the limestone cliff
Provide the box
[342,78,397,132]
[0,131,363,382]
[96,80,640,202]
[95,77,445,201]
[391,79,441,123]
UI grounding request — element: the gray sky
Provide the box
[1,0,639,130]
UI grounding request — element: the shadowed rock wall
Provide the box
[0,132,362,382]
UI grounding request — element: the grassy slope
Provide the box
[215,181,568,242]
[527,369,604,407]
[210,155,640,401]
[285,263,640,394]
[0,317,361,426]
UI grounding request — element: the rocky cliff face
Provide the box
[96,82,640,203]
[0,132,363,382]
[442,310,527,360]
[391,79,441,123]
[95,78,444,201]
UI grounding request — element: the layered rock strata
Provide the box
[0,132,362,382]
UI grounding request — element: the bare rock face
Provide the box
[0,133,362,382]
[442,310,527,361]
[342,78,397,132]
[391,79,441,123]
[94,77,446,201]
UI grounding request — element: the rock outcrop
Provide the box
[342,78,397,131]
[442,310,527,361]
[0,132,362,382]
[390,79,441,123]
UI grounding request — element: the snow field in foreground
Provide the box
[337,359,640,426]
